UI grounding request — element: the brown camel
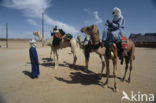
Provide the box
[121,39,135,83]
[80,25,119,92]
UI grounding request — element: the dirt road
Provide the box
[0,41,155,103]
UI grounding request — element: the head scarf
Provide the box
[112,7,122,21]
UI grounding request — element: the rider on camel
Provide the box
[102,7,125,59]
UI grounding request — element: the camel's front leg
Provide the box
[128,59,133,83]
[70,39,77,67]
[53,49,56,68]
[84,56,89,71]
[55,49,59,67]
[71,47,77,67]
[99,55,105,79]
[50,46,53,59]
[53,48,59,69]
[104,58,109,88]
[113,59,118,92]
[84,49,90,71]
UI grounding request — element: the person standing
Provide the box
[29,39,40,79]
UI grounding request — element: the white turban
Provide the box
[112,7,122,19]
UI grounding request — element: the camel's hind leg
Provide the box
[113,58,118,92]
[128,44,135,83]
[71,49,77,68]
[122,57,129,82]
[73,55,77,66]
[71,46,77,67]
[128,59,133,83]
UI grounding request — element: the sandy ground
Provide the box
[0,40,156,103]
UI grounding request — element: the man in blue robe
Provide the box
[102,7,125,58]
[29,39,40,79]
[103,7,125,44]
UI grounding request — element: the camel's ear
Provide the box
[91,25,94,29]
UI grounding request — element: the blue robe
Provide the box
[104,16,125,45]
[29,47,40,78]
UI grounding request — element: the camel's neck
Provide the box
[91,33,100,45]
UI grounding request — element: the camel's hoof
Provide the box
[98,75,102,80]
[71,64,75,69]
[54,65,58,69]
[84,67,88,72]
[114,88,119,92]
[128,78,131,83]
[103,84,108,88]
[84,69,88,72]
[122,78,125,82]
[55,63,58,66]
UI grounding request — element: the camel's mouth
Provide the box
[80,28,89,36]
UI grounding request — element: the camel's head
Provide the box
[80,25,100,45]
[80,25,99,36]
[33,31,43,41]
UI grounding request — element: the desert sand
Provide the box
[0,40,156,103]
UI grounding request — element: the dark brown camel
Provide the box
[80,25,119,92]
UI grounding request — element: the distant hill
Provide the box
[129,33,156,47]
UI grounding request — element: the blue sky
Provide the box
[0,0,156,39]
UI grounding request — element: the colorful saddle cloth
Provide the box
[121,36,128,49]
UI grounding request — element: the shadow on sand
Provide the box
[55,72,103,86]
[40,57,54,67]
[22,71,32,79]
[40,58,94,74]
[39,58,121,91]
[55,71,115,91]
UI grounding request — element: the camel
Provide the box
[33,31,42,41]
[33,31,77,68]
[120,39,135,83]
[80,25,119,92]
[33,31,45,46]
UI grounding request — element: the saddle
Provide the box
[64,33,73,41]
[121,36,128,49]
